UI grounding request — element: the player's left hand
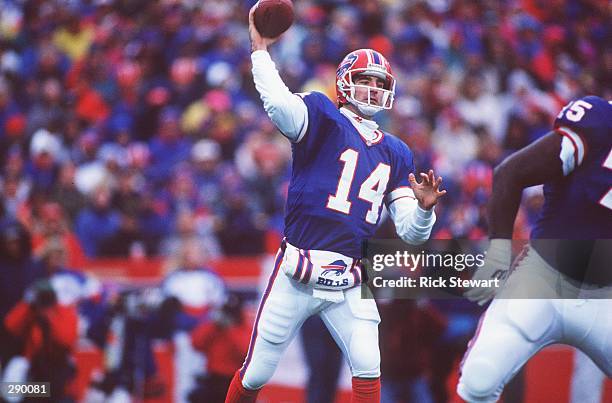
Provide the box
[409,169,446,210]
[464,239,512,305]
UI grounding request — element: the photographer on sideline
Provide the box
[3,279,78,402]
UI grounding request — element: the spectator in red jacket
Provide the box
[3,280,78,401]
[189,294,251,403]
[0,219,45,369]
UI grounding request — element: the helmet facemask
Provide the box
[337,68,396,116]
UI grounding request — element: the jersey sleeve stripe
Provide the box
[558,135,576,175]
[556,126,585,167]
[386,187,415,205]
[388,195,417,205]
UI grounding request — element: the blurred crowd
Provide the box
[0,218,248,402]
[0,0,610,401]
[0,0,609,260]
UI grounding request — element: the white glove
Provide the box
[282,250,362,291]
[464,239,512,305]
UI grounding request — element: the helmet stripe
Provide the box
[372,50,381,65]
[366,49,373,65]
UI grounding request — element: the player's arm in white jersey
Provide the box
[251,51,308,142]
[465,131,566,304]
[386,170,444,245]
[249,9,308,143]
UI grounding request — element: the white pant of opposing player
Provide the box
[457,246,612,403]
[239,242,380,390]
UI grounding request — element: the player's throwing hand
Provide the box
[248,4,281,52]
[409,169,446,210]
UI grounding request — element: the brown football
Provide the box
[253,0,294,38]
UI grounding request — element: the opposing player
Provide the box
[225,7,446,403]
[460,96,612,402]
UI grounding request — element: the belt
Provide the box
[280,238,366,284]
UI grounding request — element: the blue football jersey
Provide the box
[531,96,612,240]
[530,96,612,284]
[284,92,415,258]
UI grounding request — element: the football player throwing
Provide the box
[225,6,446,403]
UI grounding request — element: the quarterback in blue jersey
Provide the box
[226,6,446,403]
[459,96,612,402]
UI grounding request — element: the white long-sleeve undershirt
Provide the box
[385,187,436,245]
[251,50,436,245]
[251,50,308,142]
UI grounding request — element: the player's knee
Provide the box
[350,345,380,377]
[458,358,503,402]
[349,323,380,378]
[242,370,270,390]
[241,351,278,390]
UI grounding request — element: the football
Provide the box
[253,0,294,38]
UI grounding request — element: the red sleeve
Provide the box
[4,302,35,336]
[46,305,79,349]
[190,322,216,353]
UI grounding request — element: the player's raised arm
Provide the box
[249,5,308,142]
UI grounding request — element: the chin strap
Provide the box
[355,103,381,117]
[340,106,379,126]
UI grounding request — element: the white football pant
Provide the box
[458,246,612,403]
[239,241,381,390]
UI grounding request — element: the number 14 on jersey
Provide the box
[327,148,391,224]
